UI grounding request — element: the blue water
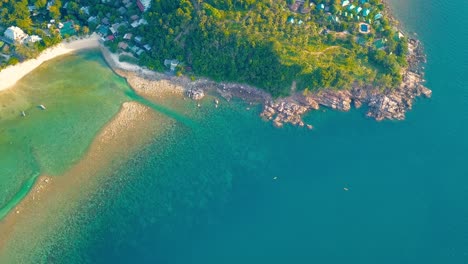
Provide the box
[90,0,466,262]
[2,0,468,262]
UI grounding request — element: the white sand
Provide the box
[100,46,156,76]
[0,33,100,91]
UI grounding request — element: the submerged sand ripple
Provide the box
[0,101,174,261]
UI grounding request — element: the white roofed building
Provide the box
[4,26,28,43]
[26,35,42,43]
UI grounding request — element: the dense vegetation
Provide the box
[0,0,409,97]
[134,0,408,96]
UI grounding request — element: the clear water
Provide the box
[1,0,468,262]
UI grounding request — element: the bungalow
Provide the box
[88,16,97,23]
[130,46,145,56]
[26,35,42,43]
[123,33,133,40]
[164,59,179,71]
[289,0,300,12]
[136,0,151,12]
[134,36,143,43]
[46,0,54,10]
[118,7,127,15]
[373,38,387,49]
[362,8,371,17]
[80,6,90,15]
[143,44,151,51]
[342,0,350,7]
[130,15,139,21]
[106,35,115,41]
[96,25,109,36]
[118,42,129,50]
[28,5,39,16]
[110,23,119,34]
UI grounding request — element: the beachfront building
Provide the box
[26,35,42,43]
[4,26,28,43]
[164,59,179,71]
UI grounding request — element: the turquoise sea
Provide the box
[0,0,467,262]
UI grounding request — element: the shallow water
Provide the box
[1,0,468,262]
[0,51,133,210]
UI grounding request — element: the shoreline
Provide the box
[100,37,430,129]
[0,33,100,92]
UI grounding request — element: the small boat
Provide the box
[21,111,26,117]
[38,105,46,110]
[273,176,278,180]
[344,187,349,191]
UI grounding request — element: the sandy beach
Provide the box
[0,33,100,92]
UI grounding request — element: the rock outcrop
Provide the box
[186,88,205,100]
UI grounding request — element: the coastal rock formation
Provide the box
[261,100,309,127]
[186,88,205,100]
[258,37,431,128]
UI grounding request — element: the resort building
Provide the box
[4,26,28,43]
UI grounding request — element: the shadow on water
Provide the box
[0,147,41,220]
[123,89,197,128]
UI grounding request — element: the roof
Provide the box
[123,33,133,40]
[118,42,129,49]
[136,0,145,12]
[97,25,109,35]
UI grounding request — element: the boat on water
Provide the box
[38,105,46,110]
[21,111,26,117]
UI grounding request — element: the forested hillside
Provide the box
[135,0,407,96]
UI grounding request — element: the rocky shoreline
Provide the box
[101,33,430,129]
[261,46,432,127]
